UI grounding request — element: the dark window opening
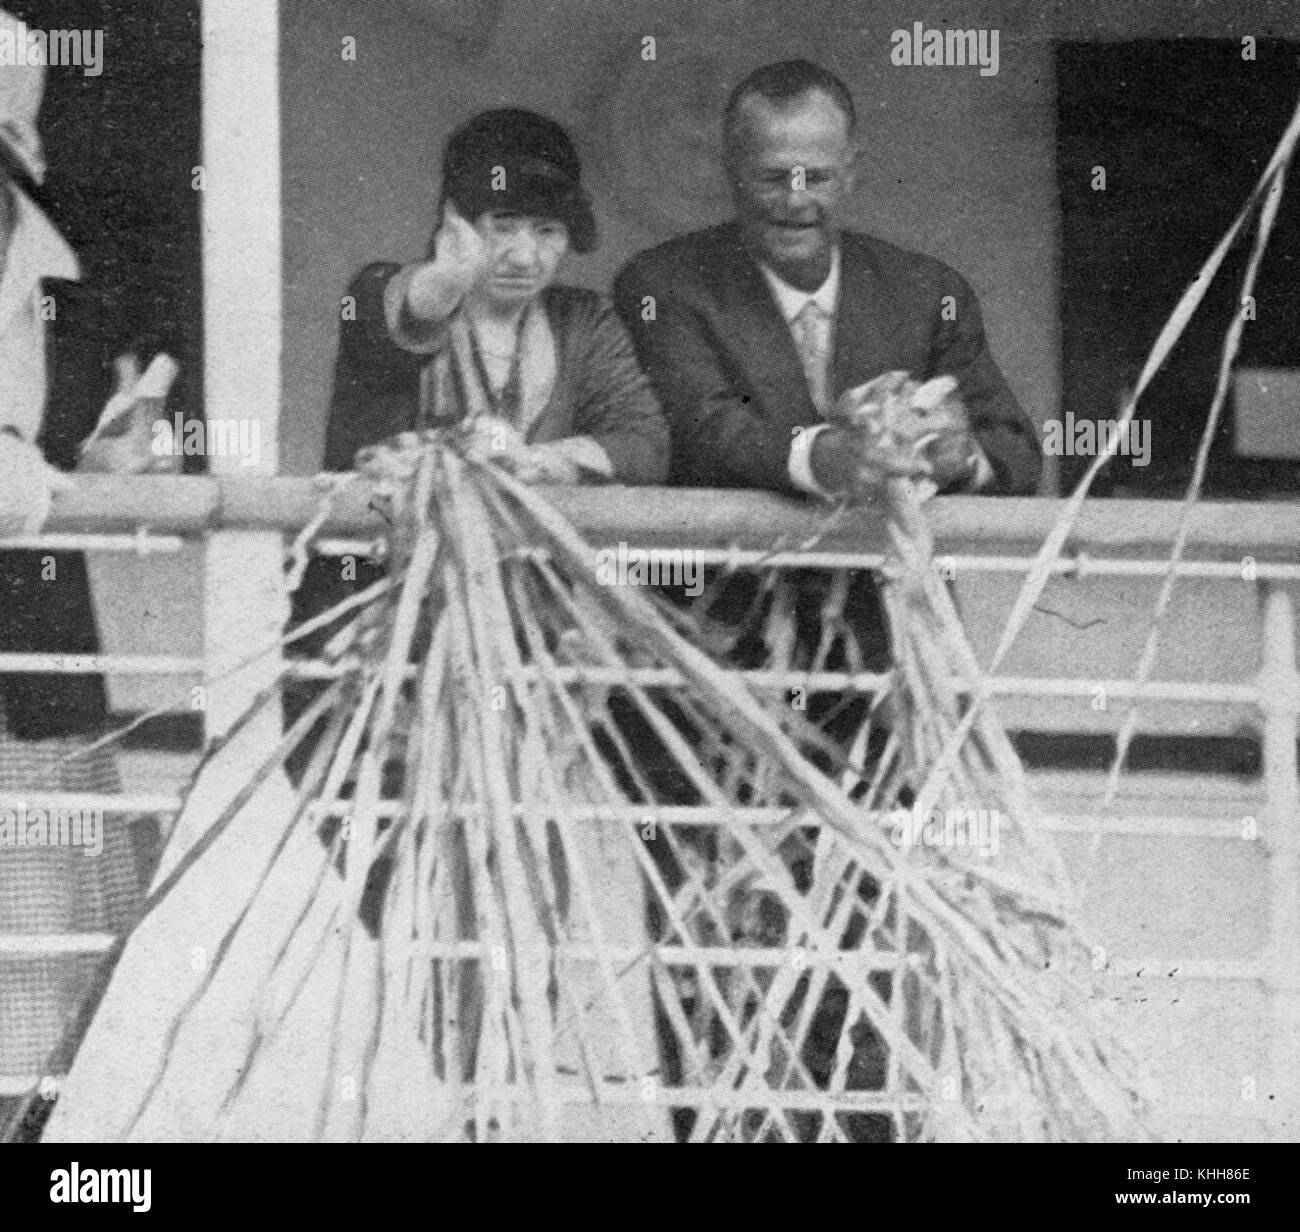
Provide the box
[1056,39,1300,499]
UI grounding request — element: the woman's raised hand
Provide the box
[434,203,491,283]
[407,202,493,322]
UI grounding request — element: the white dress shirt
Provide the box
[760,252,840,494]
[761,247,993,497]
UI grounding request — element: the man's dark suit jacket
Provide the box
[612,221,1041,496]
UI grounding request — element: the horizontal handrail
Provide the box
[0,654,201,676]
[289,660,1261,705]
[0,791,182,814]
[0,793,1260,839]
[0,531,184,554]
[27,476,1300,559]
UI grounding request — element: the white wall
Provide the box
[279,0,1061,479]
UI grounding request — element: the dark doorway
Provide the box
[1056,39,1300,499]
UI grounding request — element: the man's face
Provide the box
[727,91,856,291]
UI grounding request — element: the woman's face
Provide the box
[474,211,569,309]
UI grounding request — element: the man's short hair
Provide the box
[723,59,856,156]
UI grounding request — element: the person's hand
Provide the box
[917,395,982,491]
[0,430,66,537]
[821,372,983,498]
[809,424,929,501]
[76,396,179,474]
[464,415,528,467]
[408,202,492,319]
[509,442,584,485]
[435,202,492,278]
[77,354,182,475]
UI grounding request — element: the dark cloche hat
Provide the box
[440,108,597,253]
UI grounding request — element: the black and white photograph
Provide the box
[0,0,1295,1200]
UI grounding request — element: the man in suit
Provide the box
[613,58,1041,1142]
[613,58,1039,500]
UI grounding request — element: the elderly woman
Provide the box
[322,107,668,483]
[293,108,669,664]
[290,109,671,1141]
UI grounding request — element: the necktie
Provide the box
[791,300,832,415]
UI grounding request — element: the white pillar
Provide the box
[200,0,284,743]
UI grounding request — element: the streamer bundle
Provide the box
[42,427,1153,1143]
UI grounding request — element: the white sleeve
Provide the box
[788,423,831,495]
[383,264,450,355]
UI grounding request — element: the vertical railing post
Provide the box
[199,0,283,744]
[1259,584,1300,1140]
[144,0,285,886]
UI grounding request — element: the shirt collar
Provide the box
[759,245,840,324]
[0,187,79,321]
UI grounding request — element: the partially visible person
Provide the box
[0,7,179,1141]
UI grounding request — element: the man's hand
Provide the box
[918,397,982,491]
[820,371,984,498]
[808,424,928,500]
[407,202,492,321]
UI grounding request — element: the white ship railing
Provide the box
[0,477,1296,1139]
